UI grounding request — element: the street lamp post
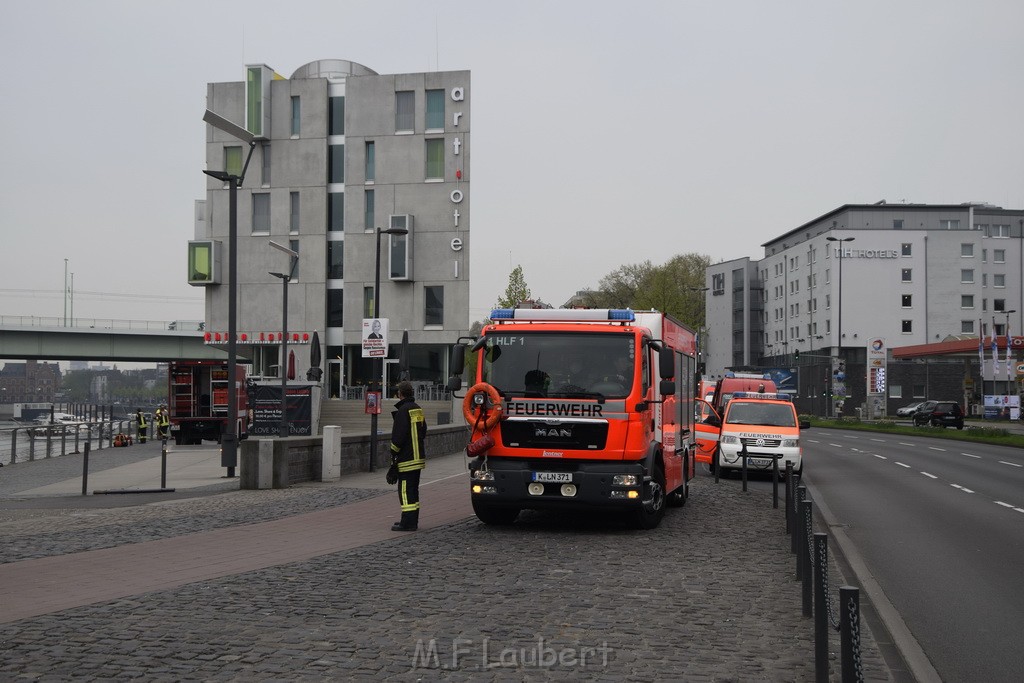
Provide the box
[368,226,409,472]
[826,236,855,418]
[269,241,299,439]
[202,109,259,477]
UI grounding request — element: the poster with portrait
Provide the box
[361,318,389,358]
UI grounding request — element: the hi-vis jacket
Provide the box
[390,397,427,472]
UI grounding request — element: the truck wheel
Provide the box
[634,464,666,529]
[472,500,519,525]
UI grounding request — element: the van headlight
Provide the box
[721,435,740,445]
[781,439,799,448]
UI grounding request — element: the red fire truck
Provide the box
[167,360,248,445]
[449,308,698,529]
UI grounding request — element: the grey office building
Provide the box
[705,202,1024,415]
[193,60,471,398]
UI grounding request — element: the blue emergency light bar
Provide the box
[731,392,792,401]
[724,371,773,380]
[489,308,636,322]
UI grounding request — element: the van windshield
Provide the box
[480,332,635,399]
[725,402,797,427]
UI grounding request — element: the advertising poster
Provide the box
[365,391,382,415]
[362,318,389,358]
[983,394,1020,421]
[249,383,314,436]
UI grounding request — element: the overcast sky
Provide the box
[2,0,1022,328]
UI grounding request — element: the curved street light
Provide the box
[826,236,855,417]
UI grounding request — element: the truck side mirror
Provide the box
[659,379,676,397]
[659,346,674,380]
[447,344,466,392]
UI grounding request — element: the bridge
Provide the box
[0,316,225,362]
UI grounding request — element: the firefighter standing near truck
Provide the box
[386,381,427,531]
[136,409,148,444]
[156,405,170,440]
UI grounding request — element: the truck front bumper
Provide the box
[469,458,649,511]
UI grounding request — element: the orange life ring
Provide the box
[462,382,503,430]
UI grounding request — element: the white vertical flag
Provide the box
[991,316,999,376]
[978,319,985,379]
[1007,318,1013,382]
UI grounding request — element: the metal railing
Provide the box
[1,420,140,466]
[0,315,202,332]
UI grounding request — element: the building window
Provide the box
[825,294,831,309]
[389,230,409,279]
[982,273,988,287]
[902,320,913,333]
[290,192,300,233]
[901,269,912,282]
[940,219,960,230]
[328,241,344,279]
[992,224,1010,238]
[365,141,375,182]
[260,143,271,185]
[961,320,974,333]
[961,269,974,284]
[902,294,912,308]
[976,223,989,234]
[364,189,374,231]
[893,219,904,229]
[994,249,1006,263]
[329,144,344,183]
[329,193,344,232]
[246,66,263,136]
[901,243,912,256]
[289,239,300,280]
[327,289,344,327]
[363,286,374,318]
[961,243,973,257]
[395,91,414,132]
[961,295,974,308]
[994,298,1006,312]
[425,286,444,326]
[252,193,270,233]
[329,96,345,135]
[225,146,242,177]
[994,273,1006,288]
[291,96,301,136]
[426,89,445,130]
[425,139,444,179]
[712,273,725,294]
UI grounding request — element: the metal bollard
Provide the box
[45,428,53,459]
[801,499,813,616]
[772,455,779,508]
[794,485,806,561]
[81,441,91,496]
[161,439,168,489]
[840,586,864,683]
[814,533,829,682]
[785,461,794,533]
[741,442,748,492]
[10,429,17,465]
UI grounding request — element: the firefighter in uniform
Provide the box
[136,409,148,444]
[156,405,170,440]
[387,381,426,531]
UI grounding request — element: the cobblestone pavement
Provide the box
[0,460,894,682]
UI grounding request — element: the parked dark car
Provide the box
[896,401,927,417]
[910,401,937,425]
[915,401,965,429]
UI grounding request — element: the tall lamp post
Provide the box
[826,236,855,418]
[202,109,259,477]
[368,226,409,472]
[269,241,299,439]
[688,286,710,384]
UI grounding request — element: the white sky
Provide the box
[2,0,1023,328]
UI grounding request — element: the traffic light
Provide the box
[794,349,800,361]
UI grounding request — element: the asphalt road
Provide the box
[802,427,1024,683]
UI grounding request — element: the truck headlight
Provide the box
[612,474,638,486]
[472,469,495,481]
[721,435,740,445]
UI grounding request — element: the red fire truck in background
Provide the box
[449,308,698,529]
[167,360,248,445]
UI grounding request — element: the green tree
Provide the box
[495,265,532,308]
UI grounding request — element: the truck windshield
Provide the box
[724,402,797,427]
[481,332,635,399]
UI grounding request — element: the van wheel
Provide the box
[634,465,666,529]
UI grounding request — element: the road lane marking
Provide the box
[828,443,845,448]
[995,502,1024,513]
[898,442,915,447]
[951,484,975,494]
[896,462,911,468]
[998,461,1022,468]
[921,472,938,479]
[927,446,945,452]
[870,438,886,443]
[872,454,887,459]
[961,453,981,459]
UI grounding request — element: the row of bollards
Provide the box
[785,463,864,682]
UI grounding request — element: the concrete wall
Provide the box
[239,423,469,488]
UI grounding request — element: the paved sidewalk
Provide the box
[0,449,899,681]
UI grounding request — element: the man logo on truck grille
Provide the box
[536,427,573,438]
